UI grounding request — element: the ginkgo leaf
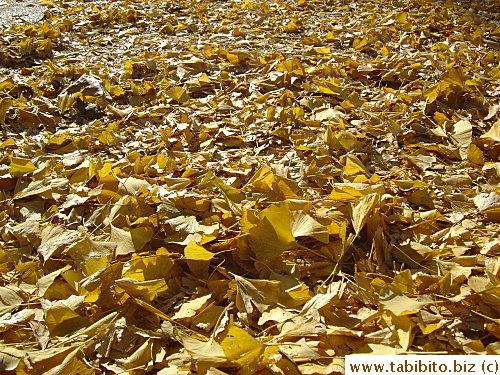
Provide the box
[198,72,211,84]
[481,119,500,142]
[379,290,426,316]
[9,157,37,177]
[121,339,153,370]
[37,265,72,297]
[424,81,451,103]
[14,177,69,199]
[279,338,320,362]
[407,149,436,171]
[450,119,472,160]
[166,86,190,103]
[351,193,379,234]
[467,144,484,165]
[184,241,217,260]
[0,346,23,371]
[122,249,174,281]
[474,193,500,212]
[22,345,84,375]
[0,98,12,125]
[0,138,15,149]
[395,11,408,24]
[177,330,226,358]
[0,285,26,307]
[44,296,85,333]
[115,278,168,301]
[110,225,153,255]
[221,326,265,375]
[171,294,211,320]
[291,211,329,243]
[38,226,83,262]
[443,68,466,89]
[343,154,367,176]
[235,274,280,314]
[211,175,245,203]
[245,201,297,262]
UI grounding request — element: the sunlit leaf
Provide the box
[9,157,37,177]
[221,326,265,375]
[184,241,217,261]
[0,98,13,125]
[166,86,190,103]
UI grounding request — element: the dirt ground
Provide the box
[0,0,46,28]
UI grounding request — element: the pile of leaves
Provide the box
[0,0,499,373]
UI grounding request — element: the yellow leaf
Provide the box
[284,21,300,33]
[381,45,389,56]
[110,225,153,256]
[123,60,134,75]
[221,326,265,375]
[327,221,341,235]
[160,22,176,34]
[0,346,23,371]
[226,53,240,64]
[21,345,84,375]
[171,294,211,320]
[346,91,365,107]
[465,78,480,86]
[314,47,331,54]
[481,119,500,142]
[121,339,153,370]
[198,72,211,84]
[342,154,367,176]
[443,68,466,89]
[244,167,299,198]
[395,11,408,24]
[431,42,449,52]
[184,241,216,261]
[379,290,426,316]
[226,51,252,64]
[9,157,37,177]
[37,226,82,262]
[36,265,72,297]
[204,172,245,203]
[57,93,76,113]
[19,38,33,55]
[0,138,15,149]
[317,85,341,95]
[467,144,484,165]
[351,193,379,234]
[235,275,280,314]
[424,81,451,103]
[122,250,174,281]
[328,187,363,201]
[166,86,190,103]
[0,285,25,306]
[451,119,472,148]
[353,37,368,50]
[45,296,85,333]
[177,330,226,358]
[246,201,296,262]
[291,211,329,243]
[418,321,447,335]
[325,31,337,41]
[0,98,13,125]
[192,305,226,331]
[98,129,119,146]
[115,278,168,301]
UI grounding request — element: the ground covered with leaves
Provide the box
[0,0,499,373]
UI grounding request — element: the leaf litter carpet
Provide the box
[0,0,499,373]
